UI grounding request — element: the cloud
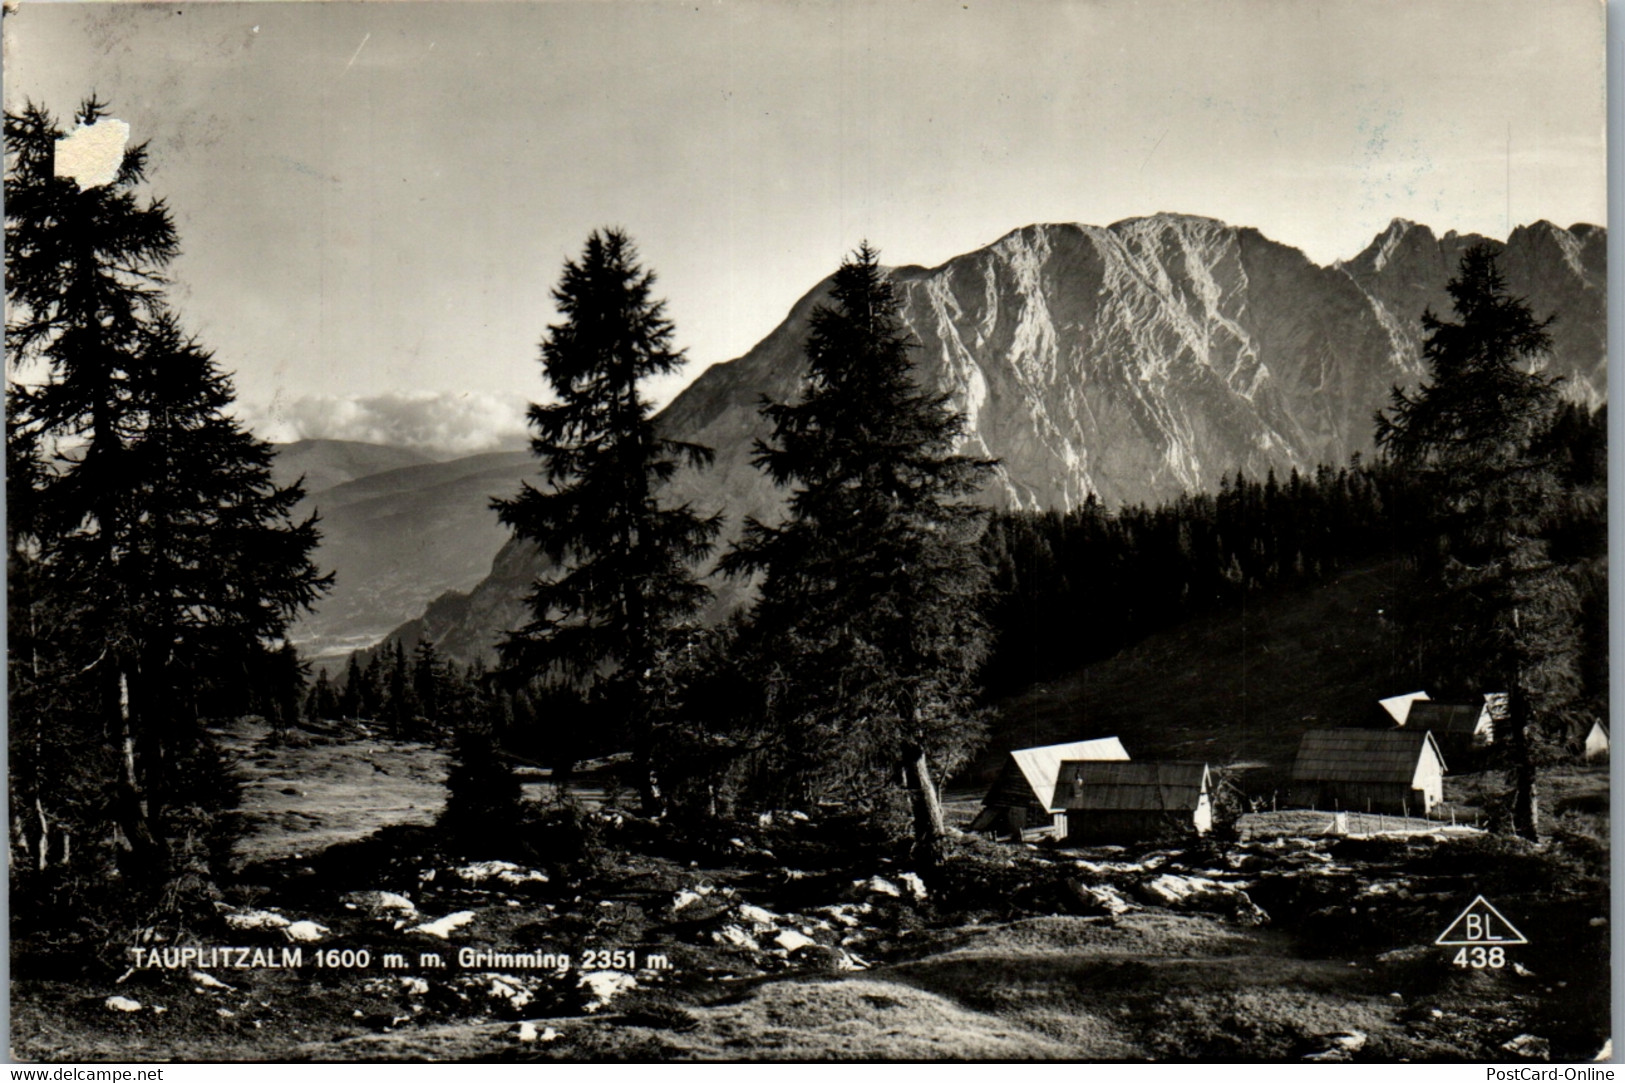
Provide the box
[242,390,531,455]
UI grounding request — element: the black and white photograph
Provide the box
[3,0,1611,1064]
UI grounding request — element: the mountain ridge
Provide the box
[314,213,1606,665]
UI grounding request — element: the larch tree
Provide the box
[5,99,330,890]
[492,229,719,814]
[1375,244,1581,840]
[721,243,994,867]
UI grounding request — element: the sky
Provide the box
[3,0,1608,454]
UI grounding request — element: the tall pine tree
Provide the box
[1375,245,1580,840]
[493,229,719,813]
[6,100,330,889]
[721,243,994,866]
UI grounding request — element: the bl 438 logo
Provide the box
[1434,896,1528,970]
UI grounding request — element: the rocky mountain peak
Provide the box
[372,215,1607,664]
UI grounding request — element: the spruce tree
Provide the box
[5,100,330,887]
[493,229,719,814]
[1375,245,1580,840]
[361,652,385,720]
[340,655,364,719]
[721,243,994,866]
[306,667,338,724]
[413,638,444,727]
[387,639,413,737]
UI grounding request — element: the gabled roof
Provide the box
[1051,761,1209,813]
[1003,738,1130,809]
[1291,729,1445,783]
[1405,701,1486,736]
[1378,691,1430,724]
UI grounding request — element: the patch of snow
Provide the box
[104,996,142,1013]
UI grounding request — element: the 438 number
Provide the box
[1451,946,1505,969]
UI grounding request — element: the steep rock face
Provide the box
[392,215,1607,664]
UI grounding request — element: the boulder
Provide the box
[1065,880,1134,916]
[453,861,549,889]
[772,929,816,953]
[734,903,781,932]
[1502,1034,1550,1061]
[283,921,330,943]
[407,911,477,939]
[223,909,291,932]
[710,924,761,952]
[189,970,235,992]
[1139,873,1268,925]
[342,890,417,917]
[790,944,862,972]
[851,876,902,899]
[578,970,637,1013]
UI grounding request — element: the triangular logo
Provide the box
[1435,895,1529,946]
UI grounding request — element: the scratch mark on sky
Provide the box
[1138,128,1169,174]
[343,32,371,74]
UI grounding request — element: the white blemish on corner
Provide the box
[55,119,130,190]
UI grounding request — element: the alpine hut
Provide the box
[1402,699,1494,766]
[1049,761,1212,843]
[970,737,1130,838]
[1289,729,1447,816]
[1584,721,1610,762]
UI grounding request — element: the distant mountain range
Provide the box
[271,441,534,661]
[278,215,1606,665]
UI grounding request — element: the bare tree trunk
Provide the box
[903,745,945,870]
[1507,686,1540,842]
[633,707,663,817]
[114,666,167,878]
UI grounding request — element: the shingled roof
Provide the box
[1291,729,1446,783]
[1405,701,1486,736]
[1051,761,1210,812]
[995,737,1130,809]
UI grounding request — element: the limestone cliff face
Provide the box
[398,215,1608,664]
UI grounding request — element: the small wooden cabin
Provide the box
[1584,721,1610,761]
[1049,761,1212,844]
[970,737,1129,837]
[1403,700,1493,766]
[1289,729,1446,816]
